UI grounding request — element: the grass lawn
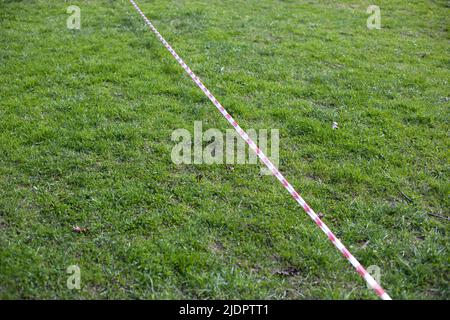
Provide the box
[0,0,448,299]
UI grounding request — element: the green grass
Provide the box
[0,0,448,299]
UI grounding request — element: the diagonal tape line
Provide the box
[128,0,392,300]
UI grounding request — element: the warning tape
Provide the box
[128,0,391,300]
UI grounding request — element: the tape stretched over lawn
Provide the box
[128,0,392,300]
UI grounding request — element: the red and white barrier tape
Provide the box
[128,0,391,300]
